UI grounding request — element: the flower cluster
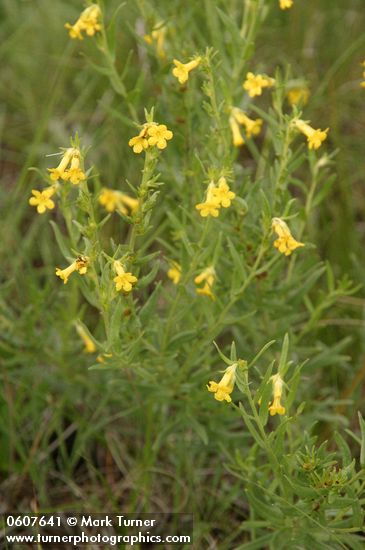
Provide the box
[207,362,287,416]
[229,107,263,147]
[272,218,304,256]
[99,188,139,216]
[65,4,101,40]
[129,123,173,153]
[172,57,201,84]
[29,147,86,214]
[243,72,275,98]
[48,148,86,184]
[196,177,235,218]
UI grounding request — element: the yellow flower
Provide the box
[48,148,74,181]
[99,188,124,213]
[144,24,166,59]
[119,193,139,214]
[99,188,139,215]
[147,124,173,149]
[65,4,102,40]
[75,323,96,353]
[211,177,235,208]
[279,0,293,9]
[96,353,113,364]
[243,72,275,97]
[207,363,237,402]
[268,373,286,416]
[229,116,245,147]
[294,119,329,150]
[272,217,304,256]
[195,199,220,218]
[172,57,201,84]
[113,261,138,292]
[196,182,222,218]
[128,127,149,154]
[55,256,89,284]
[286,86,310,106]
[63,149,86,184]
[29,186,56,214]
[194,266,215,300]
[167,261,181,284]
[231,108,263,139]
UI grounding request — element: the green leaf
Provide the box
[358,412,365,468]
[334,432,352,467]
[230,341,237,362]
[137,261,160,288]
[109,299,123,347]
[49,220,70,260]
[249,340,276,369]
[278,333,290,377]
[213,341,233,366]
[139,282,162,323]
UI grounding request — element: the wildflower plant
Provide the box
[2,1,365,548]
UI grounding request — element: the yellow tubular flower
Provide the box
[64,150,86,184]
[119,193,139,214]
[147,124,173,149]
[48,148,74,181]
[128,127,149,154]
[294,119,329,150]
[195,182,221,218]
[144,25,166,60]
[194,266,215,300]
[99,188,125,213]
[286,87,310,106]
[232,108,263,138]
[29,186,56,214]
[113,261,138,293]
[243,72,275,97]
[55,256,89,284]
[172,57,201,84]
[229,116,245,147]
[268,373,286,416]
[65,4,102,40]
[167,261,181,284]
[96,353,113,363]
[99,189,138,216]
[211,177,235,208]
[272,218,304,256]
[207,364,237,402]
[279,0,293,9]
[76,324,96,353]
